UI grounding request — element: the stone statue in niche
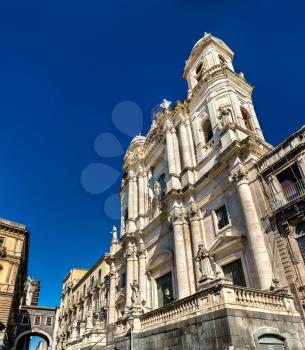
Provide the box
[148,177,162,219]
[218,104,232,127]
[194,244,215,282]
[130,280,140,306]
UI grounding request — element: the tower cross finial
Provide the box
[160,99,171,110]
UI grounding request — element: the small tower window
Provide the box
[202,119,213,144]
[195,62,203,82]
[241,107,253,131]
[124,208,128,223]
[219,55,226,66]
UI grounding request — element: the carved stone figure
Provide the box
[194,244,215,281]
[130,280,140,305]
[218,104,232,127]
[111,226,117,241]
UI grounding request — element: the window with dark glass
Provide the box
[34,316,41,325]
[296,222,305,261]
[158,173,166,196]
[202,119,213,144]
[0,237,4,247]
[91,276,94,286]
[121,272,126,289]
[156,272,174,308]
[98,269,101,284]
[215,205,230,230]
[124,208,128,223]
[46,317,52,326]
[240,108,253,131]
[222,259,246,287]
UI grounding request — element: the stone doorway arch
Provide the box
[13,329,52,350]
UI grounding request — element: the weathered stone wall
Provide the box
[111,308,305,350]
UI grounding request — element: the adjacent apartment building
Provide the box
[0,218,29,349]
[55,256,109,349]
[55,34,305,349]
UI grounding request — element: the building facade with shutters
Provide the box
[0,218,29,349]
[55,34,305,350]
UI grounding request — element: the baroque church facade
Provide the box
[55,34,305,350]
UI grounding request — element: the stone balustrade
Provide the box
[137,282,297,331]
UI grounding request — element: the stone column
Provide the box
[137,239,146,305]
[231,166,273,289]
[182,219,196,294]
[125,243,134,309]
[138,167,146,229]
[187,204,202,287]
[170,209,192,299]
[127,171,137,233]
[133,244,138,282]
[165,120,181,190]
[178,118,193,169]
[108,261,116,324]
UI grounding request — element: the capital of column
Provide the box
[230,166,249,186]
[125,243,135,259]
[165,119,176,134]
[138,165,147,177]
[109,262,116,278]
[137,239,146,257]
[187,203,201,222]
[169,209,187,226]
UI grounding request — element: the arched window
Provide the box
[296,222,305,261]
[124,208,128,223]
[258,334,286,349]
[219,55,226,65]
[195,62,203,82]
[202,119,213,144]
[241,107,253,131]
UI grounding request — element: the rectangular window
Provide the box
[0,237,4,247]
[222,259,246,287]
[98,269,101,284]
[34,316,41,325]
[121,273,126,288]
[91,276,94,286]
[46,317,52,326]
[156,272,174,308]
[215,205,230,230]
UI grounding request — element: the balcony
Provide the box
[269,178,305,210]
[114,282,298,337]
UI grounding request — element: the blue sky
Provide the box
[0,0,304,307]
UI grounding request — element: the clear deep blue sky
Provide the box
[0,0,304,307]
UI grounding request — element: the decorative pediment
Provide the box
[209,235,243,256]
[146,249,173,272]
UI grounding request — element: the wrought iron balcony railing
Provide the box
[269,178,305,210]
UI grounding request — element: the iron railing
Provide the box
[269,178,305,210]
